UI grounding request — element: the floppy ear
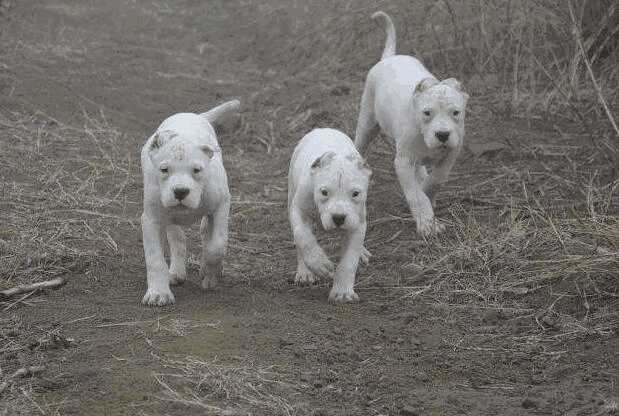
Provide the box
[441,77,463,91]
[442,78,469,105]
[149,130,177,152]
[414,77,439,94]
[311,151,336,171]
[357,157,372,177]
[200,144,217,159]
[345,153,373,177]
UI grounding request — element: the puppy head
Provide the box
[149,130,217,210]
[413,77,469,150]
[311,151,371,231]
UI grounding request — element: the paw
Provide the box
[200,262,222,290]
[329,287,359,303]
[168,270,186,286]
[416,217,446,237]
[360,246,372,265]
[142,287,175,306]
[303,247,335,278]
[293,268,319,286]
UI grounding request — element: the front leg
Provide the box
[394,150,444,236]
[422,151,458,205]
[290,195,334,279]
[141,211,174,306]
[292,247,319,286]
[167,225,186,286]
[200,195,230,290]
[329,223,367,303]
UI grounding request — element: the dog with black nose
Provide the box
[140,100,239,306]
[288,128,372,303]
[355,11,469,237]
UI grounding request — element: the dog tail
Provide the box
[201,99,241,127]
[371,11,396,60]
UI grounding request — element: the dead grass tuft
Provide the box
[0,109,139,290]
[152,355,306,415]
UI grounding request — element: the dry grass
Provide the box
[0,109,139,290]
[238,0,618,136]
[0,0,617,414]
[152,355,306,415]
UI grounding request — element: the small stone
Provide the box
[400,406,419,416]
[330,85,351,96]
[522,398,538,409]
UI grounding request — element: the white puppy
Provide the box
[355,11,469,236]
[288,128,372,303]
[140,100,238,306]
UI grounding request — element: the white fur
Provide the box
[355,12,469,237]
[140,100,238,306]
[288,128,372,303]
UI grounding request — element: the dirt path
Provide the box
[1,1,616,415]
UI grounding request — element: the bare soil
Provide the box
[1,1,617,415]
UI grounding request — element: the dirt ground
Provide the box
[1,1,617,415]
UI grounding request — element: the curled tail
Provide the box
[201,99,240,126]
[371,11,396,60]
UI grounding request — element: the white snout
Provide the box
[161,174,202,209]
[424,117,461,149]
[319,200,361,231]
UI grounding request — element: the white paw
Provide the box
[142,288,175,306]
[417,217,446,237]
[294,268,319,286]
[303,247,335,278]
[169,270,186,286]
[329,287,359,303]
[200,262,222,290]
[360,246,372,265]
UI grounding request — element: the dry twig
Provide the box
[0,366,45,395]
[0,277,66,299]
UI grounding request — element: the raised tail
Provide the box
[200,99,241,127]
[371,11,396,60]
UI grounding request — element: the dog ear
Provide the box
[441,78,463,91]
[345,153,373,177]
[414,77,439,94]
[149,130,176,152]
[311,151,336,170]
[357,157,372,177]
[200,144,217,159]
[443,78,469,101]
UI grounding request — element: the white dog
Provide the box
[140,100,238,306]
[355,11,469,236]
[288,128,372,303]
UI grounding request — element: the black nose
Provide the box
[435,131,450,143]
[174,187,190,201]
[332,214,346,227]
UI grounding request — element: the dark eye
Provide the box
[193,167,202,174]
[423,110,431,116]
[321,189,328,197]
[453,110,460,116]
[352,190,360,198]
[160,167,168,174]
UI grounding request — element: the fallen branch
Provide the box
[0,366,45,395]
[0,277,66,299]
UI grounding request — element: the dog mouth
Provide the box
[169,203,193,210]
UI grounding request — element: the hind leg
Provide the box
[354,82,380,156]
